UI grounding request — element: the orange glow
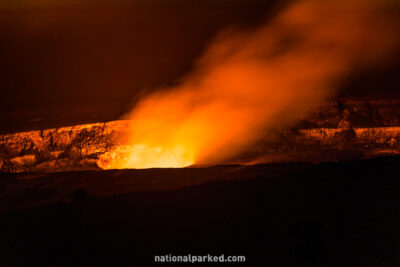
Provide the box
[97,144,193,169]
[98,0,398,169]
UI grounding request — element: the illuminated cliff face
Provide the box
[0,121,128,172]
[0,100,400,173]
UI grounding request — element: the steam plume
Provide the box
[99,0,399,169]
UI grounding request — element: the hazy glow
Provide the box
[98,0,398,169]
[97,144,193,169]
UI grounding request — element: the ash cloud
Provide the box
[119,0,399,167]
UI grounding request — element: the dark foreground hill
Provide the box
[1,156,400,266]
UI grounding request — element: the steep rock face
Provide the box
[0,121,130,172]
[299,100,400,128]
[1,100,400,172]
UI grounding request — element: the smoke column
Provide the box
[99,0,399,169]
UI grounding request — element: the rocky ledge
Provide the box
[1,100,400,172]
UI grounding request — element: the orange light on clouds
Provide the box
[98,0,399,169]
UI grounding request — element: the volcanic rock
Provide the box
[1,100,400,172]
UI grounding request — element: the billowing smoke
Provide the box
[99,0,399,169]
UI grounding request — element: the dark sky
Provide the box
[0,0,399,132]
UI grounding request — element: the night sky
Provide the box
[0,0,399,133]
